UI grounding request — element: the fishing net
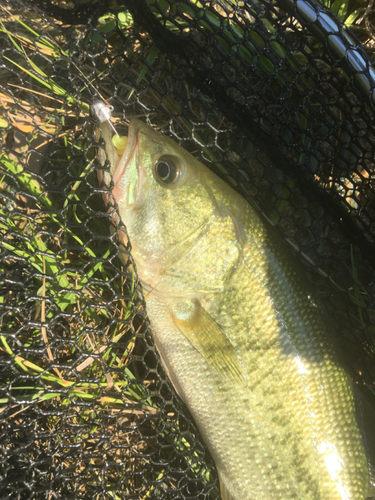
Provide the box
[1,0,375,498]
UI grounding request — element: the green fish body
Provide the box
[96,113,371,500]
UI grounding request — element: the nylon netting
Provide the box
[1,0,375,498]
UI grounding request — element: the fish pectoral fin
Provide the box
[171,300,244,383]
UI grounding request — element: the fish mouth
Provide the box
[112,119,146,208]
[112,119,140,186]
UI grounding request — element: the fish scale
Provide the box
[93,107,371,499]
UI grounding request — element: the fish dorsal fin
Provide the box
[171,300,244,383]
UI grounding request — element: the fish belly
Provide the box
[145,294,369,500]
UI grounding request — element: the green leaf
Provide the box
[345,8,363,26]
[136,45,160,86]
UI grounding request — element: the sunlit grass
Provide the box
[0,5,219,497]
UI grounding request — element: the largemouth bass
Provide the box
[93,104,372,500]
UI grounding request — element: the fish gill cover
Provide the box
[0,0,375,498]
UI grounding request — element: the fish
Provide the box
[93,102,372,500]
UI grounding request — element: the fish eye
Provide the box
[154,156,184,186]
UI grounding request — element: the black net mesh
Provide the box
[1,0,375,498]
